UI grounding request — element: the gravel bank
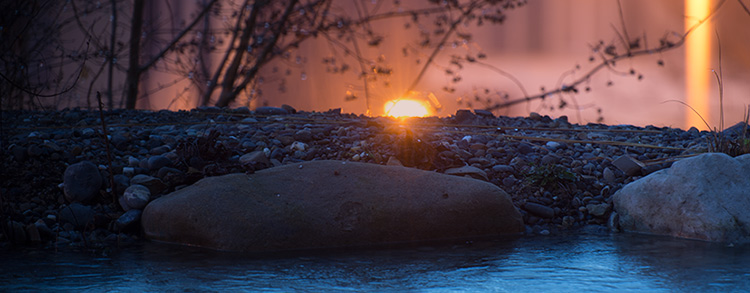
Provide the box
[0,107,717,250]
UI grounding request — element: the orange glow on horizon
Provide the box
[685,0,712,130]
[384,99,431,118]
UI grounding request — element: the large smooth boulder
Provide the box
[613,153,750,244]
[142,160,523,252]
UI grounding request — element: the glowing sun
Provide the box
[384,99,430,118]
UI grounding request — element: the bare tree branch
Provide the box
[485,0,728,112]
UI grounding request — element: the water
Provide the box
[2,232,749,292]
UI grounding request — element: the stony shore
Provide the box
[0,106,726,251]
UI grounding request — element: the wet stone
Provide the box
[586,203,610,217]
[523,202,555,219]
[115,209,143,231]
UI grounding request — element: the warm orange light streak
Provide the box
[384,99,431,118]
[685,0,712,130]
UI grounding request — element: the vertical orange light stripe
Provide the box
[685,0,712,130]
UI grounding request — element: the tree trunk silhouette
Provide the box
[214,0,299,107]
[124,0,144,109]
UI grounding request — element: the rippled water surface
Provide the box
[2,232,749,291]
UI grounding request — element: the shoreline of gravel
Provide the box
[0,106,725,251]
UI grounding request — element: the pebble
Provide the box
[586,203,610,217]
[147,155,173,171]
[129,175,167,195]
[492,164,514,173]
[444,166,489,181]
[524,202,555,219]
[255,106,289,115]
[115,210,143,231]
[0,107,724,248]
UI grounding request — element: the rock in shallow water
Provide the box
[119,184,150,211]
[613,153,750,244]
[142,160,523,252]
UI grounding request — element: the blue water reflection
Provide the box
[2,231,749,291]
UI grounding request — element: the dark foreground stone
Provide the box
[142,160,523,252]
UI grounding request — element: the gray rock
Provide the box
[142,160,523,252]
[255,107,289,115]
[473,109,494,117]
[612,155,644,176]
[502,175,517,187]
[545,141,562,151]
[492,164,514,173]
[540,154,560,165]
[63,161,102,203]
[147,155,172,171]
[516,143,533,155]
[613,153,750,244]
[150,145,170,155]
[386,156,403,166]
[602,167,616,184]
[110,133,129,150]
[239,150,271,167]
[293,130,313,142]
[115,210,143,231]
[58,203,95,229]
[281,104,297,114]
[444,165,489,181]
[586,203,610,217]
[523,202,555,219]
[722,122,749,137]
[119,184,151,211]
[130,175,167,196]
[157,167,184,179]
[454,109,476,124]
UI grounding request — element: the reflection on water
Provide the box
[2,231,749,291]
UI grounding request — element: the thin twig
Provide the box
[0,39,90,98]
[739,0,750,15]
[486,0,728,112]
[96,92,117,205]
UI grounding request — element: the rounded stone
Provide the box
[63,161,102,203]
[119,184,151,211]
[147,155,173,171]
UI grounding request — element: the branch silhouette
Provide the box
[483,0,727,113]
